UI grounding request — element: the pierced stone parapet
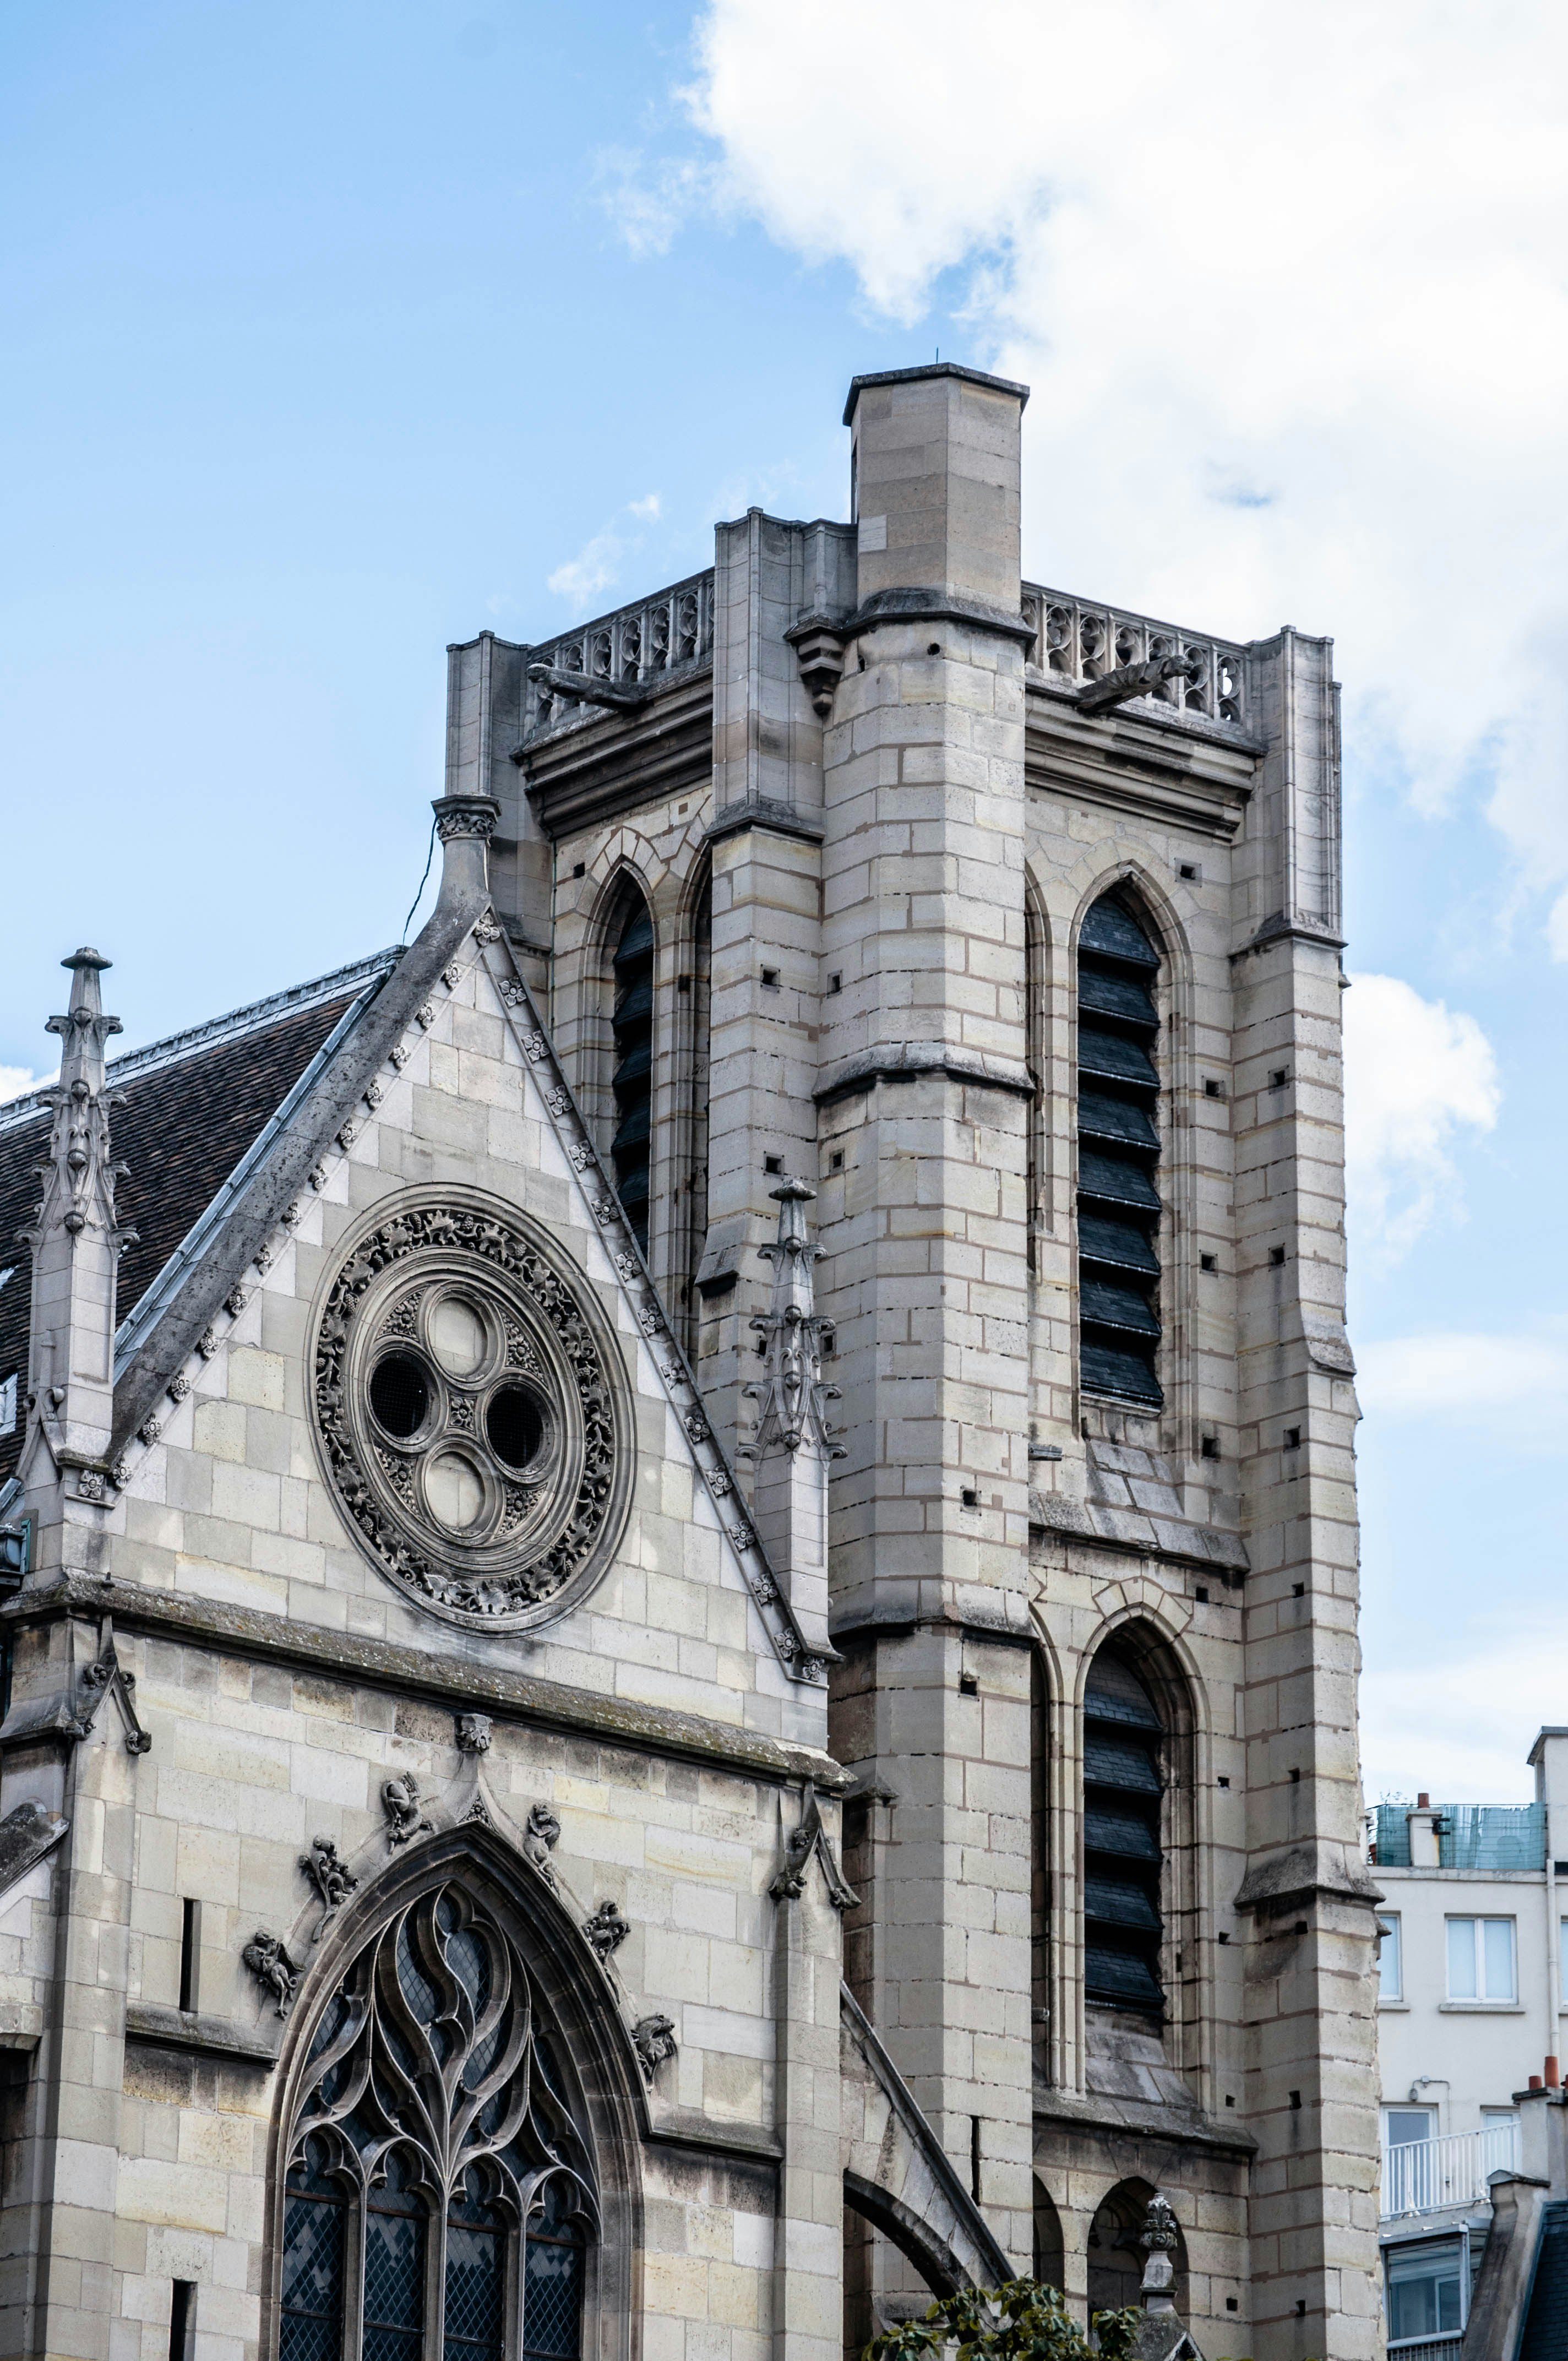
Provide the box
[1023,581,1246,726]
[515,570,714,744]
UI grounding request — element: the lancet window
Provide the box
[609,898,655,1253]
[1075,892,1163,1408]
[1082,1650,1166,2016]
[277,1883,595,2361]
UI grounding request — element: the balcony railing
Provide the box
[1021,583,1248,728]
[1371,1801,1546,1872]
[520,570,715,742]
[1388,2337,1463,2360]
[1381,2122,1521,2218]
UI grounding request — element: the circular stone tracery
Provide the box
[312,1194,634,1629]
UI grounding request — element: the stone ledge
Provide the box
[1028,1488,1249,1574]
[815,1044,1035,1109]
[124,2001,280,2065]
[2,1574,848,1796]
[1033,2085,1257,2162]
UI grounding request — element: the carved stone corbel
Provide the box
[631,2012,677,2083]
[785,613,849,718]
[582,1899,629,1963]
[299,1836,358,1941]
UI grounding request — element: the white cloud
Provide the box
[1358,1328,1568,1424]
[547,531,625,613]
[546,496,669,617]
[677,0,1568,928]
[595,149,715,260]
[1362,1624,1568,1805]
[1343,973,1499,1261]
[0,1066,42,1106]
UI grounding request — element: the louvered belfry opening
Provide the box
[1082,1650,1166,2016]
[609,896,655,1252]
[1076,891,1163,1408]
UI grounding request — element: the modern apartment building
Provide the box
[1373,1731,1568,2356]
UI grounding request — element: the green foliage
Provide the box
[863,2278,1142,2361]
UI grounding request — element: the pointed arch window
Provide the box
[610,898,655,1254]
[1076,893,1162,1408]
[276,1884,596,2361]
[1082,1649,1166,2016]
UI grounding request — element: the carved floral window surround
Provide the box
[312,1191,635,1631]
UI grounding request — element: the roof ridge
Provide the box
[0,948,401,1133]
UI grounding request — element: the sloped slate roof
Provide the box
[0,954,395,1486]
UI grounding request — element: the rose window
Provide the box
[313,1195,634,1630]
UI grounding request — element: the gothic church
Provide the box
[0,363,1381,2361]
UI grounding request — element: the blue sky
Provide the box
[4,0,1565,1800]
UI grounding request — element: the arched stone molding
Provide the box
[1033,2177,1065,2291]
[840,1983,1011,2300]
[1072,1615,1209,2093]
[262,1821,645,2361]
[1086,2176,1189,2321]
[1061,861,1201,1457]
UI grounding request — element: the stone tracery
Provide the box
[312,1196,634,1631]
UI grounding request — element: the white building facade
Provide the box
[1373,1731,1568,2355]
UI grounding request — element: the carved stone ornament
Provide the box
[522,1802,561,1885]
[455,1711,492,1754]
[300,1836,359,1940]
[380,1770,432,1846]
[243,1930,300,2018]
[769,1789,859,1910]
[582,1899,630,1962]
[309,1190,634,1630]
[631,2011,677,2082]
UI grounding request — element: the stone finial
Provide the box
[431,796,500,906]
[1139,2194,1180,2313]
[745,1179,840,1456]
[17,949,136,1505]
[739,1180,839,1655]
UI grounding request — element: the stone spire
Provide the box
[741,1179,840,1657]
[17,949,134,1513]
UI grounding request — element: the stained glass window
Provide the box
[364,2152,426,2361]
[281,1885,596,2361]
[279,2139,346,2361]
[445,2173,506,2361]
[523,2179,586,2361]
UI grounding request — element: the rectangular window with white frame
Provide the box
[1378,1912,1403,2002]
[1446,1915,1516,2003]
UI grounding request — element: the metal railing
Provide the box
[1387,2337,1463,2360]
[1021,583,1248,728]
[1381,2121,1521,2218]
[1371,1801,1546,1871]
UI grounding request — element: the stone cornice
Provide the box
[2,1574,849,1794]
[814,1045,1035,1109]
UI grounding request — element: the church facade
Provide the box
[0,362,1381,2361]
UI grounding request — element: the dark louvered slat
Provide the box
[1084,1808,1161,1863]
[1084,1945,1165,2010]
[1077,1151,1159,1213]
[1081,1277,1159,1338]
[1081,1339,1163,1406]
[1079,1213,1159,1277]
[1080,901,1159,969]
[1078,968,1157,1031]
[1079,1028,1158,1089]
[1079,1091,1159,1153]
[1084,1876,1162,1932]
[1084,1733,1162,1794]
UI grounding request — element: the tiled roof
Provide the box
[0,952,396,1486]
